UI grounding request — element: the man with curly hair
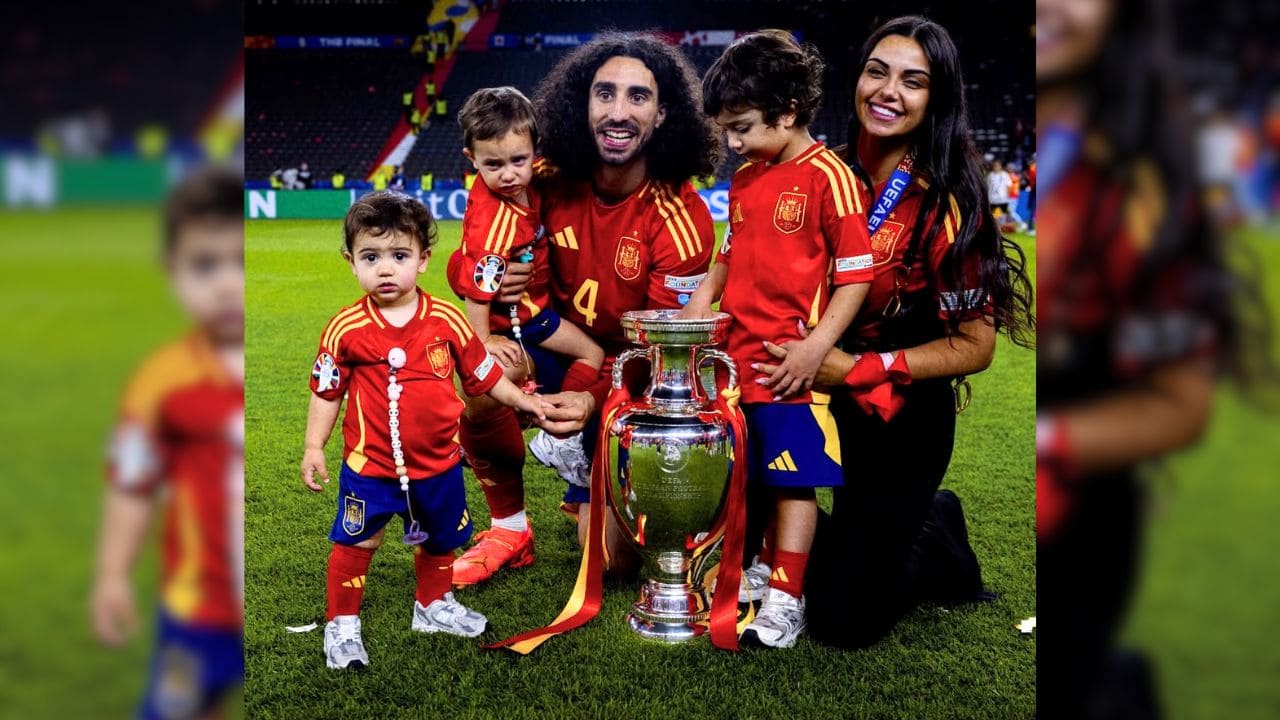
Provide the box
[447,32,722,586]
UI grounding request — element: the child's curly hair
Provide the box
[701,29,825,127]
[342,191,438,253]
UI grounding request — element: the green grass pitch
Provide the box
[244,218,1036,719]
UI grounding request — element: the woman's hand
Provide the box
[757,324,856,389]
[757,336,828,399]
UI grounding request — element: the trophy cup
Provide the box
[605,309,738,642]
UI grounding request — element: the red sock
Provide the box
[459,408,526,519]
[759,520,777,566]
[326,543,375,620]
[562,360,600,393]
[769,548,809,598]
[413,547,454,606]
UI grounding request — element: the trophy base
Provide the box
[627,613,707,642]
[625,580,710,643]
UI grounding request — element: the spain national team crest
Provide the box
[870,219,906,264]
[342,495,366,536]
[312,352,339,392]
[473,254,506,294]
[425,340,452,378]
[614,235,642,281]
[154,646,201,719]
[773,191,807,234]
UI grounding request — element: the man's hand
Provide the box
[91,575,138,647]
[301,447,329,492]
[533,390,596,435]
[485,335,525,368]
[497,260,533,304]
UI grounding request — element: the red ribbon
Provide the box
[485,386,631,654]
[847,352,912,421]
[705,390,748,651]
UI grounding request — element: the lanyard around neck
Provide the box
[867,153,915,235]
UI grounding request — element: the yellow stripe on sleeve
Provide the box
[809,153,850,217]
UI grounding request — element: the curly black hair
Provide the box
[702,29,825,127]
[532,32,721,184]
[342,190,438,254]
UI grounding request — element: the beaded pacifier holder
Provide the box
[510,247,538,394]
[387,346,428,545]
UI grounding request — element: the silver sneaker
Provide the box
[529,430,590,488]
[739,556,771,603]
[324,615,369,669]
[411,592,488,637]
[741,587,807,649]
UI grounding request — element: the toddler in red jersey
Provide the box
[91,167,246,719]
[450,87,606,581]
[680,30,874,648]
[300,192,550,669]
[455,86,604,387]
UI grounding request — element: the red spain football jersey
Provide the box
[107,331,243,630]
[847,173,988,344]
[456,179,552,332]
[719,142,874,403]
[539,178,715,352]
[1036,156,1209,385]
[310,289,501,480]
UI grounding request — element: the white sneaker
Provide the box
[739,556,771,603]
[740,587,807,649]
[324,615,369,669]
[411,592,488,637]
[529,430,590,488]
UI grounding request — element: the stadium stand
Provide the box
[245,48,423,180]
[245,0,1033,186]
[2,0,243,149]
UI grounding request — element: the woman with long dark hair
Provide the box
[1035,0,1271,716]
[756,15,1035,648]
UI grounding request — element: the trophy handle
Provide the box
[612,347,651,389]
[695,348,738,391]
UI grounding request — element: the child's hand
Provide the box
[514,393,552,421]
[485,335,525,369]
[759,335,827,400]
[301,447,329,492]
[90,575,137,647]
[675,301,713,320]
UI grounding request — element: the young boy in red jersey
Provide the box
[681,30,874,648]
[91,167,246,719]
[451,87,605,584]
[300,192,550,669]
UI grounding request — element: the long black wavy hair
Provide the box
[840,15,1036,348]
[532,32,722,185]
[1063,0,1270,387]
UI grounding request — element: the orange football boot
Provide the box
[451,525,535,587]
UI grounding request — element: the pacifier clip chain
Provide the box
[388,346,428,544]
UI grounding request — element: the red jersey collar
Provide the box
[362,288,429,329]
